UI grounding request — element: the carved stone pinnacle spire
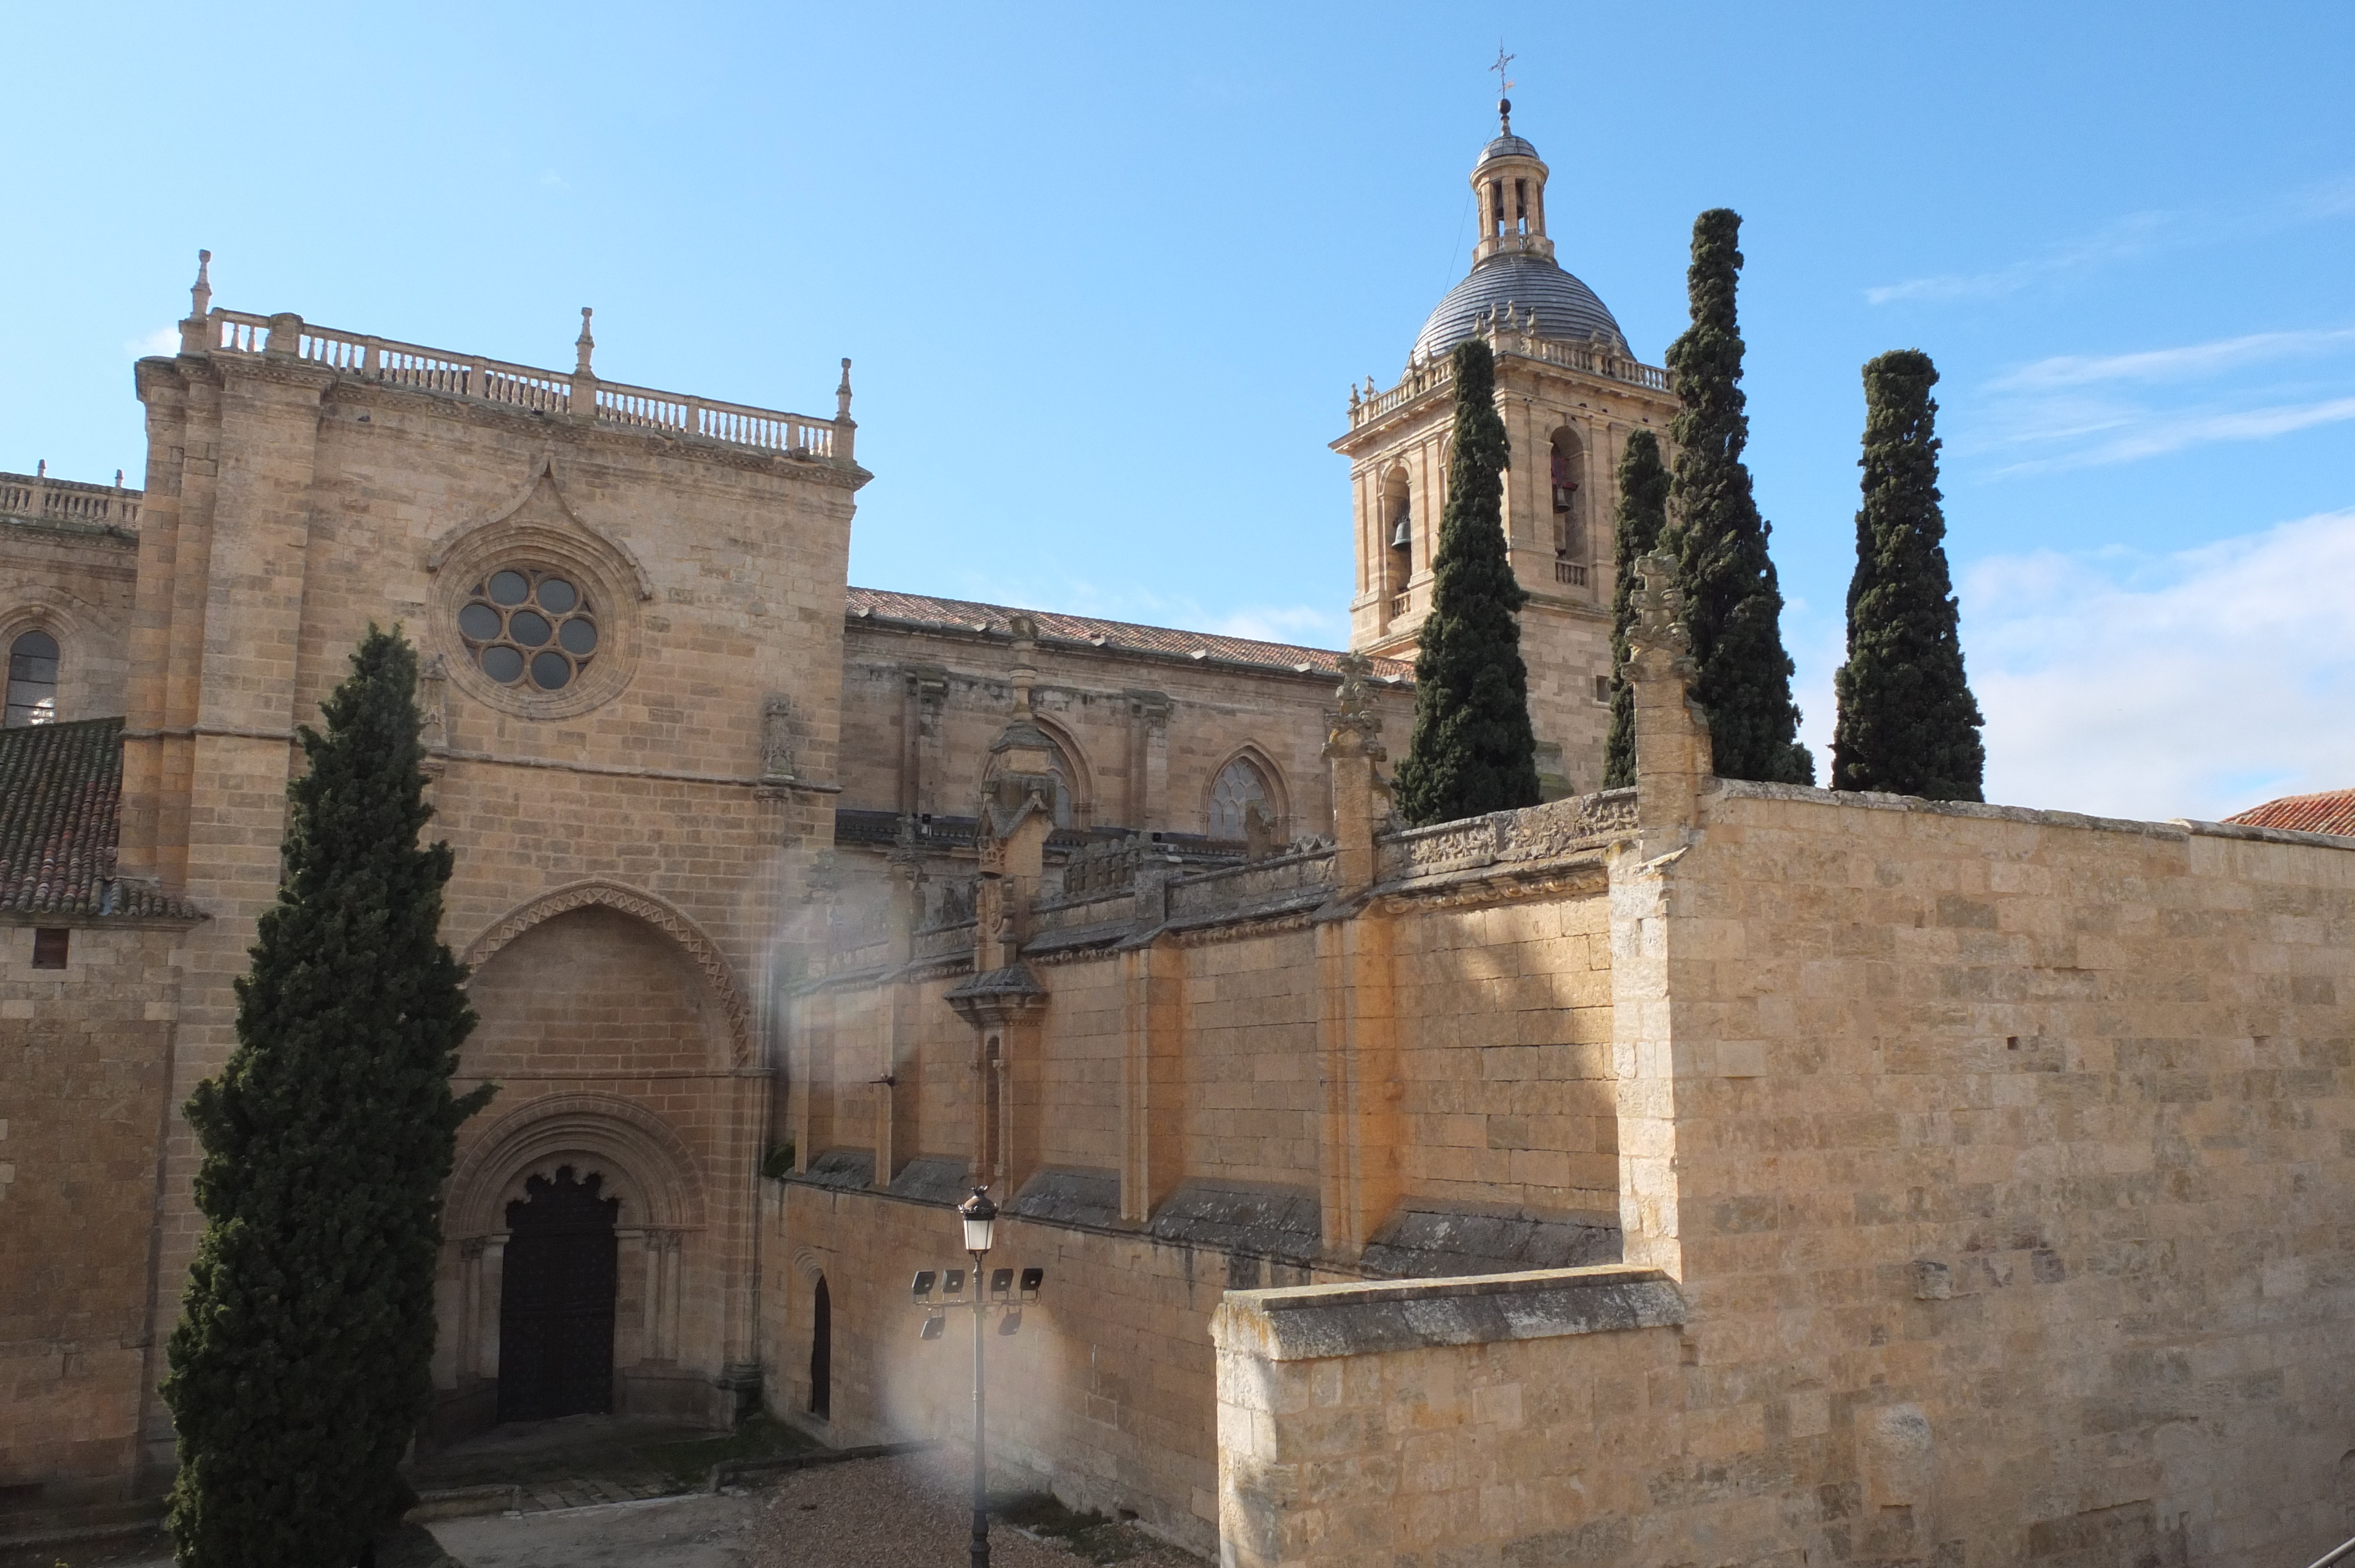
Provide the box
[188,250,213,323]
[575,307,595,376]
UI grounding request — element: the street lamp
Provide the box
[910,1191,1046,1566]
[958,1184,1000,1568]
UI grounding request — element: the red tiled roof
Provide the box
[2223,788,2355,838]
[845,587,1413,683]
[0,716,203,919]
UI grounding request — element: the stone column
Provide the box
[901,666,947,816]
[1322,655,1389,897]
[1125,690,1170,830]
[1119,933,1183,1222]
[1621,550,1713,860]
[1312,909,1399,1265]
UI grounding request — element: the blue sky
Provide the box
[5,2,2350,820]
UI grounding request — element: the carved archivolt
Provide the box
[462,878,756,1066]
[446,1091,706,1237]
[790,1247,827,1286]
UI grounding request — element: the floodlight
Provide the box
[997,1308,1022,1336]
[911,1270,937,1303]
[990,1267,1014,1300]
[920,1313,946,1341]
[944,1267,966,1297]
[1019,1267,1043,1303]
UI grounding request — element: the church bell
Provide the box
[1389,514,1412,550]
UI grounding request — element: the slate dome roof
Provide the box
[1412,253,1627,363]
[1478,132,1539,164]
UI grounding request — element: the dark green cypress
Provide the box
[1602,430,1670,789]
[1663,209,1814,784]
[1392,337,1543,825]
[164,626,492,1568]
[1830,350,1986,800]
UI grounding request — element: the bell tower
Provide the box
[1332,97,1681,797]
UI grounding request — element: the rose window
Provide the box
[457,568,599,692]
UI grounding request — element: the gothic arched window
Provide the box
[5,630,59,727]
[1208,756,1272,840]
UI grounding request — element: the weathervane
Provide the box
[1491,43,1516,130]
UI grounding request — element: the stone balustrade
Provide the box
[0,469,141,531]
[1346,324,1671,427]
[194,309,850,462]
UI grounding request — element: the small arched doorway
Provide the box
[808,1276,832,1419]
[497,1165,619,1422]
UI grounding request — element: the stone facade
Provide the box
[7,110,2351,1568]
[780,656,2355,1565]
[0,470,140,726]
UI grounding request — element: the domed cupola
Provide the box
[1412,99,1628,363]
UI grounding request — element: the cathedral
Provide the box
[6,108,2355,1568]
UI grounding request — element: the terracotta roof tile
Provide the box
[2223,788,2355,839]
[0,717,202,920]
[845,587,1414,684]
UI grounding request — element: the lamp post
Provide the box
[958,1185,997,1568]
[911,1189,1043,1568]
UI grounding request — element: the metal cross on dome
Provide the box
[1490,44,1515,98]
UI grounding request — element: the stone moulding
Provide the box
[460,878,756,1066]
[1375,788,1638,883]
[1213,1265,1685,1361]
[446,1089,708,1235]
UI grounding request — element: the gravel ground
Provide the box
[745,1454,1203,1567]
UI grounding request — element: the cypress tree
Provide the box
[1392,337,1543,825]
[1602,429,1670,789]
[1830,350,1986,800]
[164,626,492,1568]
[1663,209,1814,783]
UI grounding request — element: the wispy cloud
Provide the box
[1953,509,2355,821]
[1866,213,2175,306]
[1956,323,2355,476]
[1867,172,2355,307]
[1990,327,2355,391]
[1209,605,1341,643]
[123,325,178,357]
[1993,395,2355,474]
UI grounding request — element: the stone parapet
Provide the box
[1212,1264,1683,1363]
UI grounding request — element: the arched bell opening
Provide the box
[1379,466,1414,614]
[1548,427,1587,564]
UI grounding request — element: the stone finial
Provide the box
[1622,550,1713,856]
[1007,612,1039,715]
[180,251,215,356]
[1324,652,1389,894]
[1627,550,1692,667]
[575,307,596,376]
[35,460,45,480]
[1349,383,1361,411]
[837,357,854,420]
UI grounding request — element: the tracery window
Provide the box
[458,569,599,693]
[5,630,59,727]
[1208,756,1272,839]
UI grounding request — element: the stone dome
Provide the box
[1412,253,1627,363]
[1477,132,1539,165]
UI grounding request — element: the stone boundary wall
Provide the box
[1202,779,2355,1568]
